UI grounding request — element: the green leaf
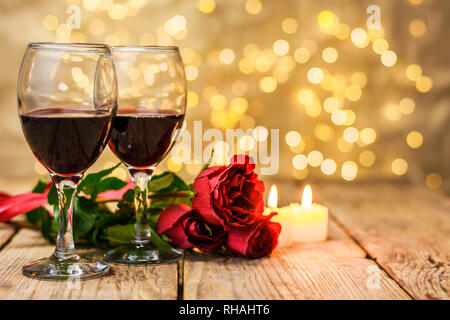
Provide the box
[146,171,195,214]
[73,197,96,240]
[204,223,213,236]
[105,224,135,246]
[47,183,58,206]
[46,183,59,223]
[92,177,127,199]
[90,227,99,247]
[149,226,173,251]
[95,211,129,229]
[148,172,175,192]
[40,211,57,243]
[78,163,122,195]
[200,148,215,172]
[104,225,173,250]
[25,180,50,225]
[148,171,193,193]
[31,179,48,193]
[25,207,48,225]
[31,165,195,253]
[122,189,135,203]
[149,194,194,211]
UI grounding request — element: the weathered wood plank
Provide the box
[184,219,410,299]
[0,228,178,300]
[316,182,450,300]
[0,223,16,249]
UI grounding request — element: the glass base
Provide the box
[22,255,110,281]
[104,243,184,265]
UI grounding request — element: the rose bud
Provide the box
[191,155,265,230]
[157,204,225,251]
[226,212,281,259]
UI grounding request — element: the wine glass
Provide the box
[104,46,186,264]
[18,43,117,280]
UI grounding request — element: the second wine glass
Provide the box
[105,46,186,264]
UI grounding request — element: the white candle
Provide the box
[292,185,328,242]
[264,185,292,248]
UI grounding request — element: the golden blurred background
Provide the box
[0,0,448,194]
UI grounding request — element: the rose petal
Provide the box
[166,220,193,249]
[157,204,192,234]
[0,193,48,222]
[226,212,281,258]
[226,225,255,256]
[192,176,224,226]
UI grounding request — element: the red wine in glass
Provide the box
[104,45,186,265]
[18,42,117,281]
[21,109,112,175]
[108,109,184,168]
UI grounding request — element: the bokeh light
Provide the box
[409,19,427,37]
[406,64,423,81]
[187,90,199,108]
[426,173,442,190]
[392,158,408,175]
[285,131,302,147]
[219,48,235,64]
[43,15,59,31]
[245,0,262,15]
[307,150,324,167]
[321,159,337,175]
[273,40,290,56]
[416,76,433,93]
[318,10,337,33]
[341,161,358,181]
[294,48,310,63]
[359,128,377,144]
[292,154,308,170]
[406,131,423,148]
[307,67,324,84]
[259,76,277,93]
[322,47,338,63]
[398,99,414,116]
[343,127,359,143]
[281,17,298,34]
[198,0,216,14]
[351,28,368,47]
[359,150,376,167]
[3,0,447,190]
[372,38,389,54]
[381,50,397,67]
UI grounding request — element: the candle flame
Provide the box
[268,185,278,208]
[302,185,312,208]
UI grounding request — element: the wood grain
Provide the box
[184,220,410,300]
[316,182,450,300]
[0,223,16,249]
[0,228,178,300]
[1,181,447,300]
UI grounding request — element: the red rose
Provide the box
[157,204,225,251]
[226,212,281,259]
[191,155,265,230]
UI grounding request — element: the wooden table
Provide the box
[0,182,448,300]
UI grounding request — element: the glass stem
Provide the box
[51,174,81,262]
[130,168,154,248]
